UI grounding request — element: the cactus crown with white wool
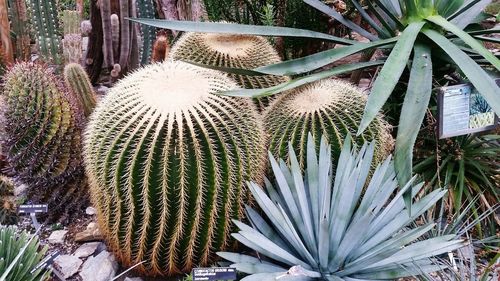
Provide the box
[169,32,289,110]
[83,61,266,276]
[265,79,393,168]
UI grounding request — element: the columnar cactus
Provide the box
[27,0,62,65]
[61,10,81,35]
[136,0,156,65]
[265,79,393,168]
[84,61,266,276]
[169,32,289,110]
[8,0,30,61]
[0,62,83,189]
[64,63,97,117]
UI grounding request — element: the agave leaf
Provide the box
[426,15,500,69]
[423,29,500,116]
[254,38,396,76]
[358,21,425,135]
[232,262,287,274]
[217,252,270,265]
[244,206,291,252]
[394,43,432,190]
[365,1,397,37]
[303,0,378,40]
[221,61,384,98]
[128,18,356,44]
[305,133,321,237]
[351,0,391,37]
[353,264,445,279]
[448,0,492,28]
[439,0,465,17]
[0,229,41,281]
[372,0,405,29]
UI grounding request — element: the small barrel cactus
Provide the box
[0,176,17,225]
[169,32,288,110]
[264,79,393,168]
[0,226,50,281]
[84,61,266,276]
[0,62,83,188]
[64,63,97,117]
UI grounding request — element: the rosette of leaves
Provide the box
[264,79,393,168]
[0,226,50,281]
[218,134,465,280]
[131,0,500,203]
[83,61,266,276]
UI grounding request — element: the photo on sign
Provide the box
[438,79,499,138]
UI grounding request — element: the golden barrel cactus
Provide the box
[169,32,288,110]
[83,61,266,276]
[265,79,393,168]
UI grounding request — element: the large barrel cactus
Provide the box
[0,62,83,187]
[265,79,393,168]
[84,61,266,276]
[169,32,288,110]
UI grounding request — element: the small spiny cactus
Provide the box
[265,79,393,168]
[169,32,288,110]
[152,34,169,62]
[64,63,97,117]
[84,61,266,276]
[0,176,17,225]
[0,62,83,187]
[27,0,62,65]
[62,34,83,64]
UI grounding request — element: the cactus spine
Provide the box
[0,176,17,225]
[84,61,266,276]
[169,32,289,110]
[265,79,393,168]
[28,0,62,65]
[64,63,97,117]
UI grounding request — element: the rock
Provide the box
[80,251,119,281]
[54,255,82,279]
[124,278,144,281]
[75,222,103,242]
[73,242,102,258]
[95,85,109,96]
[47,230,68,244]
[85,207,97,215]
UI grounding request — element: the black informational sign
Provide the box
[438,79,499,138]
[18,204,48,214]
[192,267,237,281]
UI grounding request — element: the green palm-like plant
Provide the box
[218,134,466,280]
[130,0,500,202]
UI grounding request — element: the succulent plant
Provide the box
[0,62,83,188]
[169,32,289,110]
[83,61,266,276]
[0,226,51,281]
[62,34,83,64]
[27,0,62,65]
[219,134,466,280]
[63,63,97,118]
[7,0,30,61]
[0,176,17,225]
[264,79,393,168]
[61,10,81,35]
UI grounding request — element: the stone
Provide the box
[85,206,97,215]
[73,242,102,258]
[54,255,82,279]
[75,222,103,242]
[79,251,119,281]
[47,230,68,244]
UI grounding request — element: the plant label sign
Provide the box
[192,267,237,281]
[18,204,48,214]
[30,250,60,274]
[438,79,499,138]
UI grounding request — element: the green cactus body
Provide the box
[0,62,82,189]
[169,32,288,110]
[84,61,265,276]
[64,63,97,117]
[28,0,62,65]
[61,10,81,35]
[136,0,156,65]
[0,176,17,225]
[265,79,393,168]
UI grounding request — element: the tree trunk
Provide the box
[86,0,104,83]
[0,0,14,63]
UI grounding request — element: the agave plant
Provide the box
[217,134,466,280]
[131,0,500,199]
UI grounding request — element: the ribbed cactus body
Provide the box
[28,0,62,65]
[64,63,97,117]
[136,0,156,65]
[169,33,288,110]
[84,62,266,276]
[61,10,81,35]
[265,79,393,168]
[0,62,82,188]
